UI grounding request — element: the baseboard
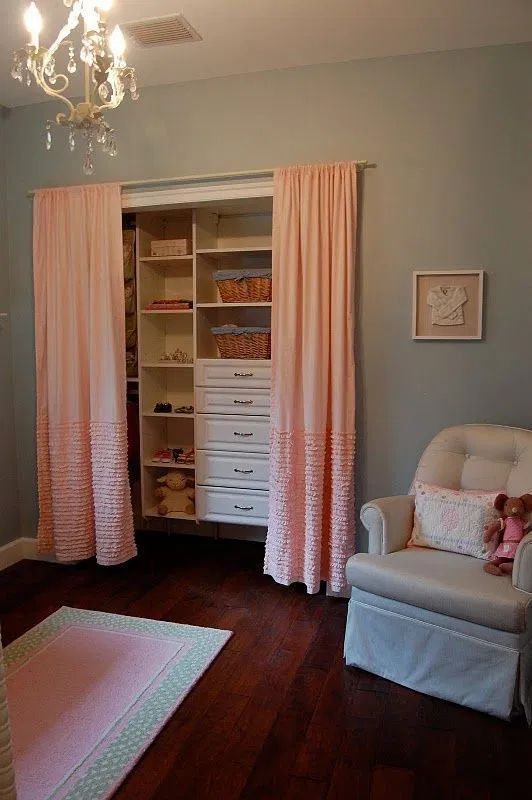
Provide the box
[0,537,56,571]
[0,538,26,570]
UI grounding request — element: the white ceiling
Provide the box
[2,0,532,108]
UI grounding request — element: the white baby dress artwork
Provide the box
[426,285,468,326]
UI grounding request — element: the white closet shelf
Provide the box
[141,309,193,315]
[144,508,196,521]
[126,376,139,382]
[196,246,272,256]
[144,460,195,470]
[196,302,272,309]
[142,412,194,419]
[143,507,196,522]
[141,362,194,368]
[139,256,193,264]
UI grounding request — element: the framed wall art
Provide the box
[412,269,484,340]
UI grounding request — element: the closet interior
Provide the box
[124,194,272,542]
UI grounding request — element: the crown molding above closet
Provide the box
[122,176,274,211]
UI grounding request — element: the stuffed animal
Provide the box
[154,471,195,516]
[483,493,532,576]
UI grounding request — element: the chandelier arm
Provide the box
[93,67,133,113]
[44,1,83,62]
[33,65,75,120]
[94,94,123,113]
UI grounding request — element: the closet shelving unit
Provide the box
[131,197,273,538]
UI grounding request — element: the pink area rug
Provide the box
[4,607,231,800]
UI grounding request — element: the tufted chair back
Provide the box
[414,424,532,497]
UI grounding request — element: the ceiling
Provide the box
[2,0,532,107]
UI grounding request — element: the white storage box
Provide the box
[151,239,191,257]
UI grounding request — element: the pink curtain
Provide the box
[264,162,357,594]
[34,184,137,565]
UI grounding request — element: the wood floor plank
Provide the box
[283,776,329,799]
[293,656,351,782]
[370,766,415,800]
[327,764,370,800]
[413,728,456,800]
[239,709,313,800]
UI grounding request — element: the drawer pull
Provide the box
[234,431,253,437]
[234,372,253,377]
[235,504,254,511]
[234,468,254,474]
[234,399,254,405]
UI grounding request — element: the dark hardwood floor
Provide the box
[1,534,530,799]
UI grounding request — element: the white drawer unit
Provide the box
[196,414,270,453]
[196,387,270,416]
[196,486,269,526]
[196,451,270,490]
[196,359,272,389]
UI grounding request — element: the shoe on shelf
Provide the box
[175,405,194,414]
[154,402,173,413]
[172,448,184,463]
[176,447,195,464]
[160,449,172,463]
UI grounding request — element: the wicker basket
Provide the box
[214,269,272,303]
[211,325,271,359]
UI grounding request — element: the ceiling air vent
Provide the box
[121,14,202,48]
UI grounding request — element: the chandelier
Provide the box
[11,1,139,174]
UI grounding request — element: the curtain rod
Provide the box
[27,161,375,197]
[119,161,375,190]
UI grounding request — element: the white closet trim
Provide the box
[121,176,274,211]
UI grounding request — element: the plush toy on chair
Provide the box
[483,493,532,576]
[154,471,195,516]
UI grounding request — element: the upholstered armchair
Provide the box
[344,424,532,721]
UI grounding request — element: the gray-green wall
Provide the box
[0,109,20,546]
[3,43,532,543]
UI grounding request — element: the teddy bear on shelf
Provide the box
[483,493,532,576]
[154,471,195,516]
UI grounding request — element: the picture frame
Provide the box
[412,269,484,340]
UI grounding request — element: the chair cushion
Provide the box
[346,547,532,633]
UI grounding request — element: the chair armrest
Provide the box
[360,495,415,555]
[512,532,532,594]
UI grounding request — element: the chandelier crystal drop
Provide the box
[12,1,139,173]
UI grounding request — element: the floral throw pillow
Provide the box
[408,481,502,560]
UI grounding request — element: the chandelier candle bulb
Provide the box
[110,25,126,61]
[24,2,42,48]
[96,0,114,12]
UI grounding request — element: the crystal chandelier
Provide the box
[11,1,139,174]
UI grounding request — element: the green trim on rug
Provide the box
[5,607,231,800]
